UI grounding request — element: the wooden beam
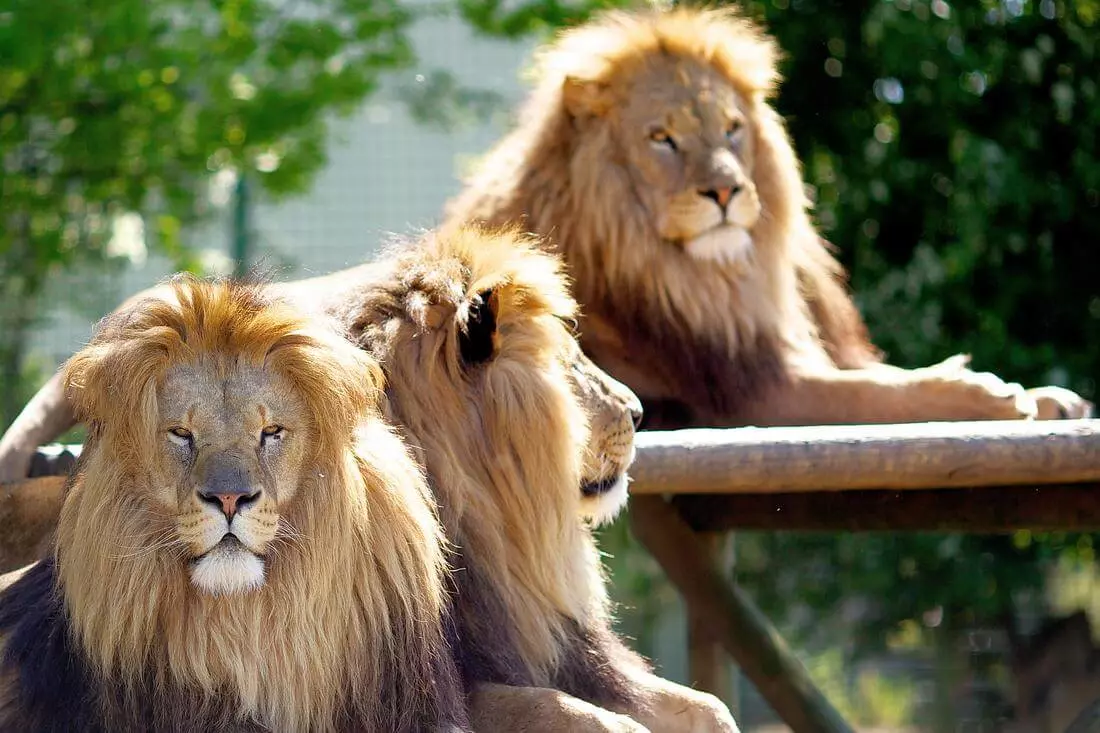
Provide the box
[630,495,855,733]
[631,420,1100,495]
[672,484,1100,533]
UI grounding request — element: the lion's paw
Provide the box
[606,714,652,733]
[652,690,739,733]
[558,698,650,733]
[1028,385,1094,420]
[926,353,974,374]
[916,361,1038,421]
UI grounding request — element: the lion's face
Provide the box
[358,229,641,529]
[452,285,641,527]
[570,347,641,525]
[153,361,309,596]
[569,54,761,266]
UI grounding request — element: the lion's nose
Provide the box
[197,486,261,521]
[700,185,741,209]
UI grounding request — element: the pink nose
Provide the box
[215,494,243,520]
[700,186,741,209]
[197,488,262,521]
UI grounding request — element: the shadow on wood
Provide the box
[673,485,1100,533]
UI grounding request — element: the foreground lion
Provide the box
[443,6,1092,429]
[0,278,466,731]
[306,226,734,731]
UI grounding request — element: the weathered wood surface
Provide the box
[631,495,855,733]
[630,419,1100,495]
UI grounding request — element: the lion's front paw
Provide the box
[1028,385,1094,420]
[689,692,739,733]
[917,355,1038,421]
[606,714,652,732]
[560,697,649,733]
[650,690,739,733]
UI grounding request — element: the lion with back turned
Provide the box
[292,226,736,731]
[445,6,1091,427]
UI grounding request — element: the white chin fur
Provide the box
[684,226,753,267]
[585,475,631,527]
[190,545,265,596]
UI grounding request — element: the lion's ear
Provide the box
[62,341,130,424]
[562,76,611,119]
[61,340,160,444]
[459,288,499,365]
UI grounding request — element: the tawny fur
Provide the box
[320,228,623,683]
[0,278,465,732]
[443,6,1091,429]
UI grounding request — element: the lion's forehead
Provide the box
[158,363,304,431]
[619,56,742,130]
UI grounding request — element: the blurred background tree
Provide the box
[0,0,412,427]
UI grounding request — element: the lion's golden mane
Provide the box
[446,7,879,428]
[0,277,465,732]
[313,226,643,707]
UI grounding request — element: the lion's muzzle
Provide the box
[196,452,263,522]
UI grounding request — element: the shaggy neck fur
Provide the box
[0,424,463,733]
[389,353,611,678]
[374,316,638,704]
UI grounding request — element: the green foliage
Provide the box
[754,0,1100,398]
[727,0,1100,670]
[395,69,507,130]
[454,0,627,38]
[0,0,415,428]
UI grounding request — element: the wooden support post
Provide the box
[631,495,854,733]
[688,533,731,702]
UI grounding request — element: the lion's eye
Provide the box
[649,129,678,151]
[260,425,285,445]
[726,119,744,143]
[167,427,193,447]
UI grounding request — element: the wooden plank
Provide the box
[630,495,855,733]
[673,484,1100,532]
[630,420,1100,495]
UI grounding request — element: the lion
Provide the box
[304,225,736,732]
[442,6,1092,430]
[0,277,467,732]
